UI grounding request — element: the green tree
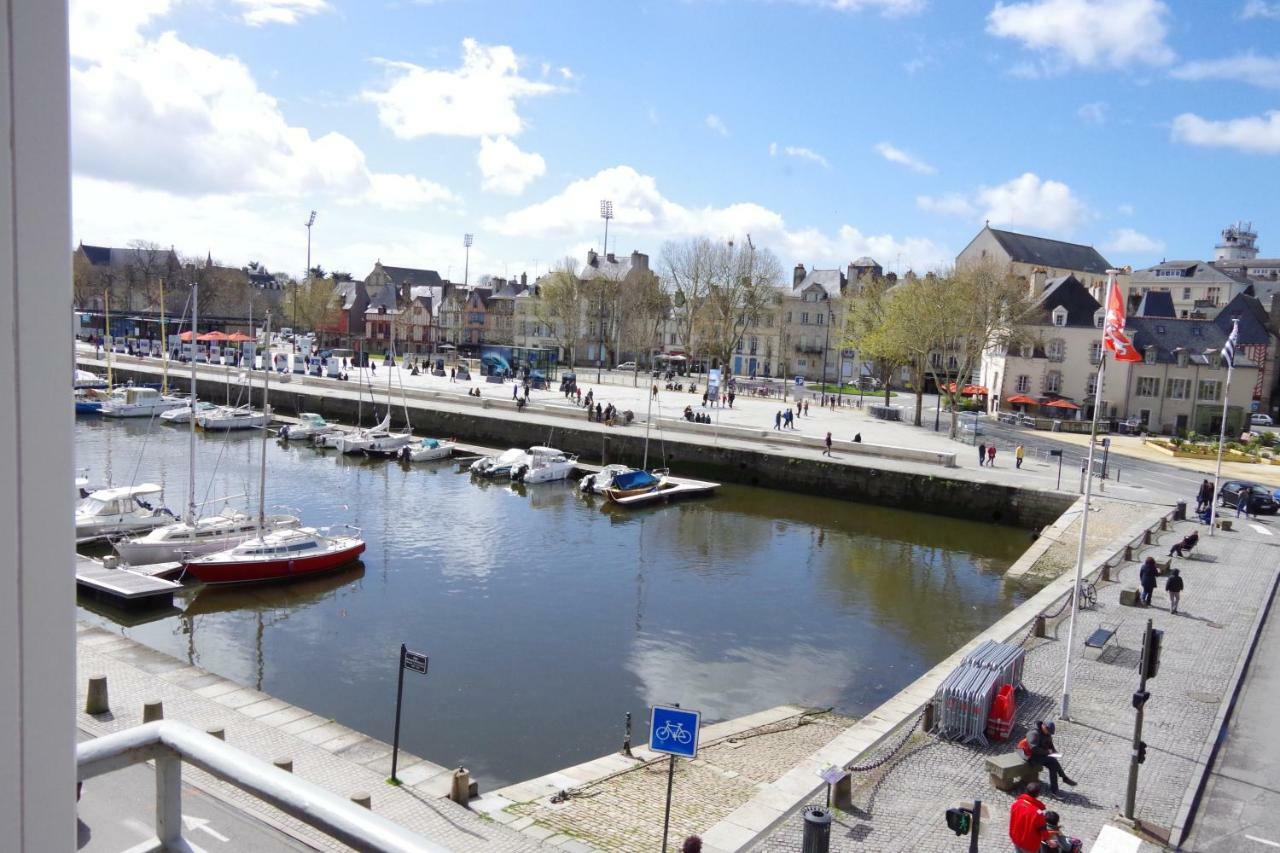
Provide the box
[844,275,906,407]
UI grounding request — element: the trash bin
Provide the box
[802,805,833,853]
[1174,501,1186,521]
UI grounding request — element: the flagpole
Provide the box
[1208,318,1239,537]
[1061,271,1118,721]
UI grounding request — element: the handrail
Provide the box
[77,721,448,852]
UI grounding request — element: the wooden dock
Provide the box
[75,556,182,608]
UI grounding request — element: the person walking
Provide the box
[1008,781,1048,853]
[728,391,735,408]
[803,400,810,416]
[978,443,987,466]
[783,408,794,429]
[987,444,997,467]
[1021,721,1076,794]
[824,432,833,456]
[513,383,519,400]
[1196,479,1214,514]
[1139,556,1158,606]
[1016,444,1025,469]
[1166,568,1184,614]
[774,410,782,430]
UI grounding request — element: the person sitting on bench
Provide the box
[1020,721,1076,794]
[1169,531,1199,557]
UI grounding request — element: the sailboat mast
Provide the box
[187,283,199,524]
[105,287,113,388]
[159,277,168,395]
[257,313,272,536]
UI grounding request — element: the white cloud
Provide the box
[484,165,950,270]
[1077,101,1107,124]
[1241,0,1280,19]
[987,0,1175,72]
[558,66,574,80]
[903,57,930,74]
[477,136,546,195]
[233,0,329,26]
[705,114,730,136]
[770,143,830,168]
[918,172,1091,233]
[1104,227,1165,254]
[775,0,926,15]
[874,141,935,174]
[363,39,559,139]
[1117,203,1135,215]
[1171,111,1280,154]
[69,0,454,215]
[1171,53,1280,90]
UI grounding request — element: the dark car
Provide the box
[1219,480,1279,515]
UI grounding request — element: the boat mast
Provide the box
[104,287,113,388]
[257,313,272,537]
[187,283,199,524]
[159,277,168,395]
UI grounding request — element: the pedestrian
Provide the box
[702,391,708,407]
[1019,721,1076,794]
[824,432,833,456]
[728,391,735,408]
[853,433,861,443]
[682,836,702,853]
[783,409,794,429]
[978,442,986,466]
[1139,556,1158,606]
[652,384,659,400]
[774,410,782,430]
[987,444,997,467]
[1016,444,1025,469]
[595,402,603,422]
[796,401,802,419]
[1008,781,1047,853]
[1169,531,1198,557]
[804,400,810,416]
[1039,812,1081,852]
[513,383,519,400]
[1166,568,1184,614]
[449,366,455,382]
[1196,479,1213,514]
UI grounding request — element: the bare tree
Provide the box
[660,237,719,367]
[533,257,586,365]
[696,242,784,375]
[72,250,104,311]
[616,266,669,386]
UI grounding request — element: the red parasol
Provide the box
[1005,393,1038,405]
[1045,399,1080,410]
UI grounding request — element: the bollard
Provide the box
[1160,517,1169,531]
[350,792,372,810]
[1101,563,1111,582]
[84,675,110,715]
[801,805,833,853]
[1143,529,1153,545]
[142,700,164,723]
[273,758,293,773]
[205,727,225,741]
[621,711,633,757]
[1174,501,1187,522]
[922,702,936,733]
[1033,615,1047,638]
[449,767,471,805]
[1124,544,1134,562]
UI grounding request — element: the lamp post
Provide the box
[819,294,832,405]
[600,199,613,257]
[300,209,316,333]
[463,234,473,288]
[597,201,613,381]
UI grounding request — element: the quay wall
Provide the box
[97,363,1074,530]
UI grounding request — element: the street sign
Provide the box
[403,649,428,675]
[818,765,847,786]
[649,704,701,759]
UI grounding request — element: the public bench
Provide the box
[1085,620,1122,659]
[985,752,1040,791]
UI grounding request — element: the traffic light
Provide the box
[1142,628,1163,680]
[945,807,971,836]
[1136,740,1147,764]
[1132,690,1150,709]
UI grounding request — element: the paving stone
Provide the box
[258,705,311,728]
[238,698,289,719]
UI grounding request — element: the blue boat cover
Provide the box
[421,438,439,449]
[611,470,660,491]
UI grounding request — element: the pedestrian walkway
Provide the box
[750,519,1280,853]
[76,623,548,852]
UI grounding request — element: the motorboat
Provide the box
[75,484,174,542]
[512,446,578,484]
[183,526,365,585]
[399,437,455,462]
[314,428,352,449]
[278,413,339,442]
[159,400,218,424]
[196,406,269,431]
[74,388,106,415]
[578,464,632,495]
[74,369,109,390]
[361,430,415,459]
[602,468,669,501]
[99,386,187,418]
[469,448,530,478]
[114,509,301,565]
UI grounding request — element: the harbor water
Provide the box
[75,416,1031,787]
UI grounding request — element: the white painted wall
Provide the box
[0,0,75,848]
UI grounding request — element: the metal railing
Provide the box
[77,721,447,852]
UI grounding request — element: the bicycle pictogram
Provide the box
[655,721,692,745]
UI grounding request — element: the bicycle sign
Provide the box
[649,705,701,759]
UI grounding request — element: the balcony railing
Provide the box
[77,721,444,853]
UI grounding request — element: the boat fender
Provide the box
[582,474,595,493]
[280,425,289,439]
[400,446,410,462]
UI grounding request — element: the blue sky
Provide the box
[69,0,1280,282]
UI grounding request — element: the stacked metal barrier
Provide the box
[929,640,1026,745]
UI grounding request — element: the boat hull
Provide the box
[185,540,366,585]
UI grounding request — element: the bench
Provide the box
[985,752,1041,791]
[1085,619,1123,659]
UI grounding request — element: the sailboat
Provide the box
[354,325,414,457]
[184,314,365,585]
[115,284,299,565]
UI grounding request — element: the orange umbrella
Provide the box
[1006,393,1037,405]
[225,332,254,342]
[1045,399,1080,410]
[198,331,230,342]
[962,384,989,396]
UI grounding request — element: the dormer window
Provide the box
[1177,349,1189,367]
[1052,307,1068,327]
[1144,347,1156,365]
[1093,309,1104,329]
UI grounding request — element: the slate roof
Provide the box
[1131,260,1248,284]
[986,228,1112,275]
[79,244,180,270]
[1033,274,1101,326]
[795,268,845,298]
[1126,316,1249,366]
[380,265,443,289]
[1134,290,1177,318]
[334,280,366,311]
[1215,292,1275,345]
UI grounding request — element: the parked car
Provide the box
[1250,413,1274,427]
[614,361,637,371]
[1219,480,1279,514]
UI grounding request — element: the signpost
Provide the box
[650,704,701,852]
[1049,448,1063,490]
[817,764,848,808]
[391,644,428,783]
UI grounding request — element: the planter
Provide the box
[1144,440,1259,463]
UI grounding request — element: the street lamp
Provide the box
[463,233,473,288]
[600,199,613,257]
[819,294,832,405]
[299,209,316,334]
[597,201,613,382]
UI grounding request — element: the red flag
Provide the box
[1103,281,1141,363]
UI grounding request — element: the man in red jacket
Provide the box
[1008,781,1047,853]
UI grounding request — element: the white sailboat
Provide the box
[99,386,187,418]
[195,405,269,431]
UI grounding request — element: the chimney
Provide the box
[793,263,806,288]
[632,250,648,272]
[520,272,527,286]
[1029,269,1047,298]
[401,282,412,306]
[587,249,599,267]
[606,252,616,264]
